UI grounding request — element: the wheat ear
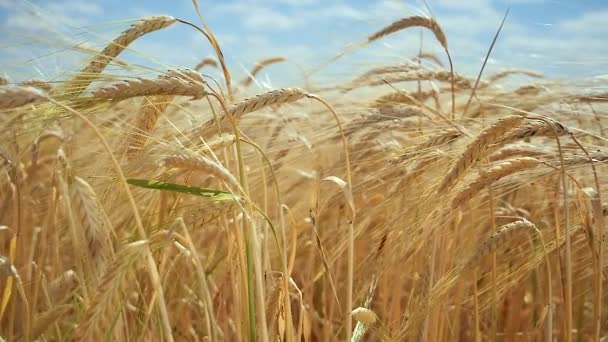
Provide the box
[241,57,286,87]
[451,157,541,209]
[64,16,176,95]
[125,95,173,158]
[184,88,307,143]
[418,51,444,66]
[488,68,543,83]
[205,133,237,152]
[71,240,148,341]
[374,89,437,107]
[368,16,447,49]
[439,115,525,192]
[228,87,307,118]
[494,119,570,146]
[488,143,548,161]
[394,129,463,162]
[195,57,218,70]
[19,79,52,91]
[94,69,206,101]
[163,153,239,189]
[69,176,113,279]
[465,220,536,268]
[0,86,47,110]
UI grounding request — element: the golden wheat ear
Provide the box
[439,115,525,192]
[94,70,206,101]
[0,85,47,110]
[195,57,218,70]
[241,57,287,87]
[61,16,177,96]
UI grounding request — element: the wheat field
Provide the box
[0,4,607,342]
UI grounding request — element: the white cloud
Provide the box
[558,9,608,35]
[320,4,367,21]
[212,3,302,31]
[46,1,103,16]
[242,8,299,30]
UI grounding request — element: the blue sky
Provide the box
[1,0,607,87]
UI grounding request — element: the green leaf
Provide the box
[127,178,238,201]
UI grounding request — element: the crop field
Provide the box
[0,2,607,341]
